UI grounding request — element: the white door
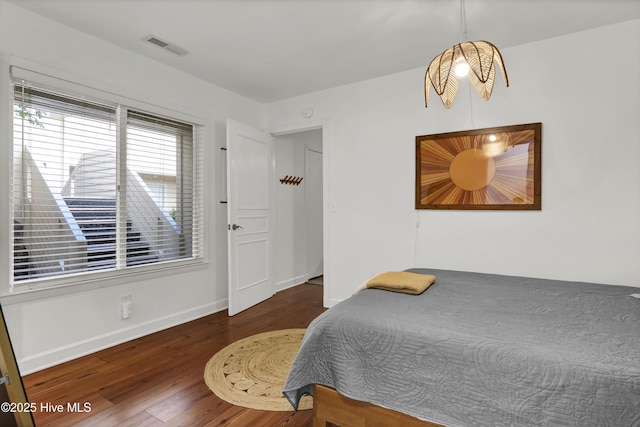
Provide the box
[306,147,323,279]
[227,119,274,316]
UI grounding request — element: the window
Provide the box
[12,83,203,286]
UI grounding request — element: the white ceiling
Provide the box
[9,0,640,103]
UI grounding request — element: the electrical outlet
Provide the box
[122,294,133,319]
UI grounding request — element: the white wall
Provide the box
[0,0,263,373]
[274,129,322,291]
[265,19,640,306]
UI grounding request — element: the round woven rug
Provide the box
[204,328,313,411]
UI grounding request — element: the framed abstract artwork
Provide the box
[416,122,541,210]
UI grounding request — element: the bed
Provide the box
[284,268,640,427]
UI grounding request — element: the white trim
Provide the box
[276,274,308,292]
[0,60,13,293]
[268,119,331,308]
[18,297,227,375]
[1,259,209,305]
[326,297,343,308]
[8,59,206,125]
[5,60,208,301]
[269,118,325,136]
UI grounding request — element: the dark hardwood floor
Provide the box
[22,284,326,426]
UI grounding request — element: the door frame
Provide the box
[269,119,329,308]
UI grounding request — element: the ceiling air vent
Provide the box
[143,35,189,57]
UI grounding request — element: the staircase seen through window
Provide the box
[12,85,202,284]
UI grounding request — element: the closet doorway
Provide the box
[274,128,323,291]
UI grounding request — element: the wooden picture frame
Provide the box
[416,122,541,210]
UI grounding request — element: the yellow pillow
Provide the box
[364,271,436,295]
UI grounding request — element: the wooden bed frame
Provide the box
[312,384,443,427]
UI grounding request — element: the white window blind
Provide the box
[126,110,199,265]
[12,82,203,285]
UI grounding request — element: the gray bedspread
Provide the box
[283,269,640,426]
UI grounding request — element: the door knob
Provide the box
[231,224,243,230]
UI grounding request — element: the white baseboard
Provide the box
[275,274,307,292]
[18,298,228,375]
[325,297,343,308]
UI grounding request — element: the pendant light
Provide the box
[424,1,509,109]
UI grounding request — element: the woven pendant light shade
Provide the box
[425,40,509,109]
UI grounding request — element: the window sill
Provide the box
[0,258,209,305]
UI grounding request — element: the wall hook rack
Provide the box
[280,175,303,186]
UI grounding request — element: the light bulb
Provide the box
[454,59,470,77]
